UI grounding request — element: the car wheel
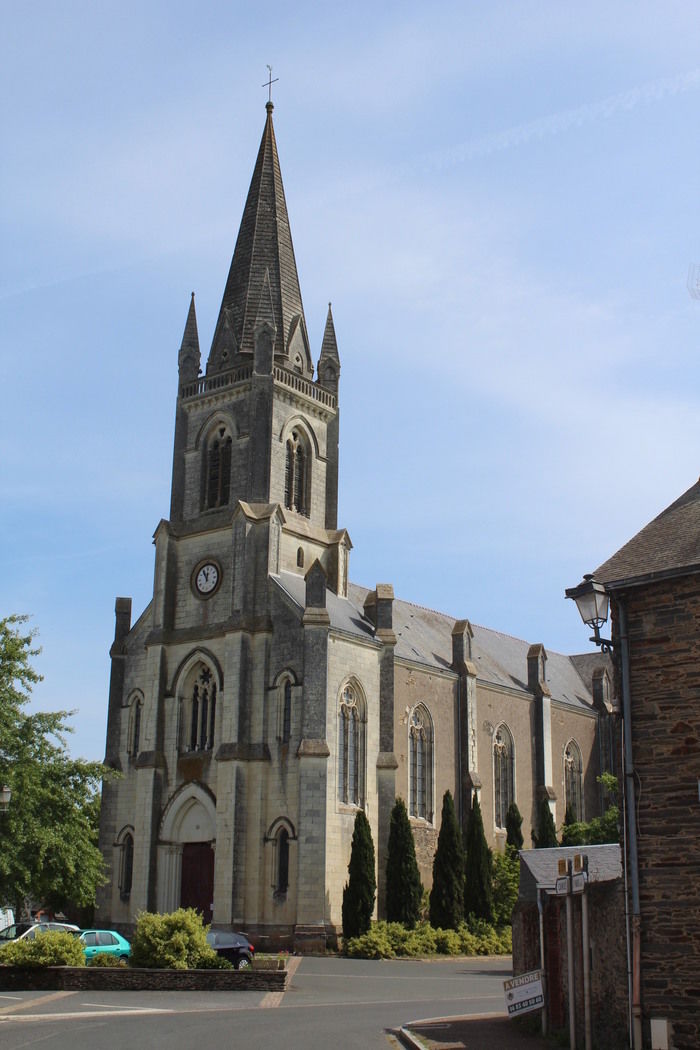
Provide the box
[236,956,251,970]
[119,955,129,962]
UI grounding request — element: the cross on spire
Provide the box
[262,65,279,104]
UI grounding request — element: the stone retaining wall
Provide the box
[0,965,287,993]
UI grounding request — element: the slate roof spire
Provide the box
[207,101,310,376]
[178,291,200,382]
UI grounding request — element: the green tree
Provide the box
[429,790,464,930]
[0,615,108,917]
[532,797,559,848]
[505,802,524,850]
[562,775,620,846]
[385,797,422,928]
[463,794,494,922]
[492,846,520,926]
[342,809,376,939]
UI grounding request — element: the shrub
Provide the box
[429,791,464,931]
[385,798,423,928]
[492,846,520,926]
[344,919,511,959]
[0,930,85,968]
[532,798,558,848]
[129,908,220,970]
[505,802,524,850]
[342,810,376,940]
[464,795,494,922]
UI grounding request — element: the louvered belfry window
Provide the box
[206,427,232,508]
[284,430,309,516]
[186,665,217,752]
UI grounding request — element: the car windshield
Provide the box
[0,923,33,941]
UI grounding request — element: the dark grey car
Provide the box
[205,930,255,969]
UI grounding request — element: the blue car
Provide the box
[79,929,131,961]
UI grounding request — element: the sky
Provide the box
[2,2,699,762]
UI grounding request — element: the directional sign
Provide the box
[504,970,545,1016]
[555,875,570,896]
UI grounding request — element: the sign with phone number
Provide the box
[504,969,544,1016]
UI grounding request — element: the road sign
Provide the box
[504,970,545,1016]
[571,872,586,894]
[555,875,570,896]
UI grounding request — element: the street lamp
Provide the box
[0,785,11,813]
[565,574,613,652]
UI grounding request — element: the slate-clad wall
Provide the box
[616,572,700,1050]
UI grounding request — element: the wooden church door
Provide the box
[180,842,214,923]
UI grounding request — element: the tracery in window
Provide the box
[282,680,292,744]
[205,425,232,509]
[284,429,309,517]
[338,683,366,806]
[564,740,583,822]
[181,664,217,752]
[409,704,433,821]
[493,724,514,828]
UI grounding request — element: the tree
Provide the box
[385,797,422,928]
[562,774,620,846]
[533,797,559,848]
[492,847,520,926]
[505,802,524,850]
[0,615,108,918]
[464,794,494,922]
[429,790,464,930]
[342,809,376,939]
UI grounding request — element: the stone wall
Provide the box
[0,964,287,993]
[614,572,700,1050]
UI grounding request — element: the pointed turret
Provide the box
[178,292,200,382]
[207,102,310,377]
[317,302,340,396]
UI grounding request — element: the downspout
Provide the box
[617,599,642,1050]
[538,887,548,1038]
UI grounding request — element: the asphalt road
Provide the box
[0,955,512,1050]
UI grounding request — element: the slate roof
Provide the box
[208,102,306,368]
[518,844,622,902]
[273,571,596,713]
[595,477,700,587]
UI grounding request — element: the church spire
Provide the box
[178,291,200,382]
[317,302,340,395]
[207,102,310,376]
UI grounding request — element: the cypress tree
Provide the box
[385,797,423,928]
[533,798,559,848]
[505,802,524,850]
[464,794,494,922]
[341,809,376,939]
[429,790,464,930]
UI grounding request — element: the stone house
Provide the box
[587,478,700,1050]
[96,102,611,950]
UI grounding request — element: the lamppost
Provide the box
[565,574,643,1050]
[0,785,11,814]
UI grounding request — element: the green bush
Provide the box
[344,919,511,959]
[129,908,222,970]
[429,791,464,931]
[342,810,376,940]
[88,952,128,967]
[0,931,85,968]
[386,798,423,928]
[492,846,520,926]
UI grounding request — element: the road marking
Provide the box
[0,991,75,1015]
[0,995,23,1001]
[0,1008,174,1023]
[260,992,284,1008]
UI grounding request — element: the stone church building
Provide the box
[97,102,611,950]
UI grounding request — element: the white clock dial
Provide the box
[195,562,220,595]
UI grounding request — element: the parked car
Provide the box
[205,930,255,969]
[0,921,79,945]
[78,929,131,962]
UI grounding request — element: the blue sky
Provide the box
[2,2,699,761]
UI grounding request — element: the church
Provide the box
[96,101,612,951]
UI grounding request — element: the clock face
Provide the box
[194,562,220,597]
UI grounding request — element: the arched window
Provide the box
[127,694,143,759]
[284,429,309,516]
[297,546,304,568]
[564,740,583,821]
[493,724,514,829]
[276,828,290,895]
[409,704,434,821]
[338,683,365,806]
[205,425,232,509]
[119,832,134,900]
[181,664,217,753]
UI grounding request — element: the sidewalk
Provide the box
[397,1011,553,1050]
